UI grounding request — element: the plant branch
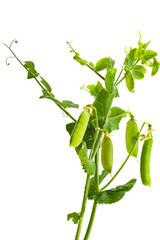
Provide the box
[4,43,76,122]
[74,174,90,240]
[83,201,98,240]
[100,121,146,191]
[66,41,105,81]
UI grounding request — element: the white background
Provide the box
[1,0,160,239]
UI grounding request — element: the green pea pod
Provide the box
[125,70,135,93]
[140,127,153,186]
[125,117,139,158]
[70,108,90,147]
[101,132,113,174]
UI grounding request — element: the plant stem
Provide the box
[75,174,90,240]
[95,152,99,191]
[66,41,105,81]
[86,63,105,81]
[4,43,76,122]
[100,121,146,191]
[83,121,146,240]
[75,96,113,240]
[83,201,98,240]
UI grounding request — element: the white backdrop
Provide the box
[1,0,160,239]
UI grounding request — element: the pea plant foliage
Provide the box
[4,33,159,240]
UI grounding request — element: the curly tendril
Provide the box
[4,39,18,65]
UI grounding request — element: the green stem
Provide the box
[83,201,98,240]
[100,121,146,191]
[91,97,113,161]
[115,59,140,86]
[83,121,146,240]
[4,43,76,122]
[66,41,105,81]
[86,63,105,81]
[114,67,124,85]
[75,96,113,240]
[95,152,99,191]
[75,174,90,240]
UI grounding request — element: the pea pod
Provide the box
[125,70,135,93]
[140,126,153,186]
[125,116,139,158]
[101,132,113,174]
[70,108,90,147]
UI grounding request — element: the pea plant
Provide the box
[4,33,159,240]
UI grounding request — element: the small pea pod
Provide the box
[125,70,135,93]
[70,108,90,147]
[125,116,139,158]
[140,126,153,186]
[101,132,113,174]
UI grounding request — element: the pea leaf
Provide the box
[61,100,79,109]
[73,54,88,66]
[67,212,80,224]
[132,65,146,80]
[103,107,127,133]
[135,41,151,60]
[94,57,115,72]
[40,77,52,92]
[142,50,158,64]
[94,57,109,72]
[124,48,137,69]
[88,170,109,200]
[105,68,117,94]
[75,141,95,175]
[87,81,104,97]
[88,61,94,68]
[24,61,40,79]
[151,58,160,76]
[95,179,137,204]
[66,122,95,149]
[106,57,115,71]
[93,89,112,128]
[39,90,55,99]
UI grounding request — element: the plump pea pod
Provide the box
[101,132,113,174]
[140,126,153,186]
[125,70,135,93]
[125,116,139,158]
[70,108,90,147]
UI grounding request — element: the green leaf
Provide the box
[93,89,112,128]
[67,212,80,224]
[113,86,120,98]
[94,57,109,72]
[88,170,109,200]
[124,48,137,69]
[87,81,104,97]
[75,141,95,175]
[73,54,88,66]
[94,57,115,72]
[106,57,115,71]
[142,50,158,64]
[61,100,79,109]
[105,68,117,94]
[24,61,40,79]
[39,90,55,100]
[88,61,94,68]
[132,65,146,80]
[151,58,160,76]
[135,41,151,60]
[103,107,127,133]
[66,122,95,149]
[95,179,137,204]
[40,77,52,92]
